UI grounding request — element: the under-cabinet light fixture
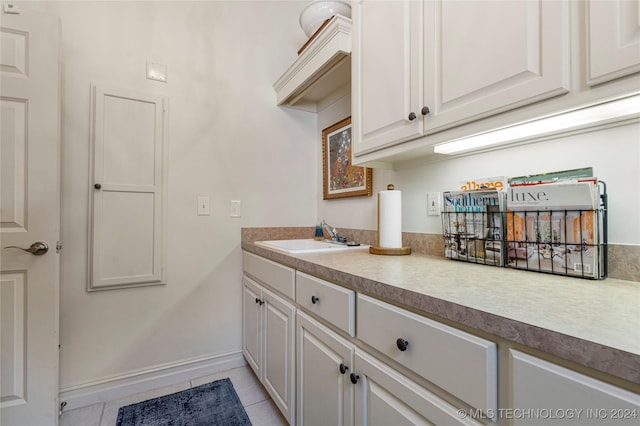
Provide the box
[433,93,640,155]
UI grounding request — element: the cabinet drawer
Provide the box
[296,272,355,336]
[511,350,640,426]
[243,251,295,300]
[357,293,497,415]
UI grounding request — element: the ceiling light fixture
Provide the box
[433,93,640,155]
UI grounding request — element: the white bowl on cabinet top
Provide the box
[299,0,351,37]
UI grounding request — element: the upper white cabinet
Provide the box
[273,15,352,113]
[352,0,570,160]
[351,1,424,155]
[587,0,640,86]
[351,0,640,168]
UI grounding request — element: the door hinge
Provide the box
[56,241,62,253]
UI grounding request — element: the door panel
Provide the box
[0,98,26,229]
[262,287,295,424]
[88,84,167,290]
[0,5,60,425]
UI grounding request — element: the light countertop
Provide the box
[242,241,640,386]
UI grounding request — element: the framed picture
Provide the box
[322,117,372,199]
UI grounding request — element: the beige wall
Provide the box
[35,0,318,390]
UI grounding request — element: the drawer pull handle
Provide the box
[350,373,359,384]
[396,338,409,352]
[311,295,320,304]
[339,363,349,374]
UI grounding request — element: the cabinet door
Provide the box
[263,286,296,424]
[587,0,640,86]
[353,349,482,425]
[352,0,424,157]
[511,350,640,426]
[242,276,262,379]
[423,0,570,132]
[297,311,354,426]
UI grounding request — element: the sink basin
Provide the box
[254,239,369,254]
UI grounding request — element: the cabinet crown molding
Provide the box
[273,14,351,112]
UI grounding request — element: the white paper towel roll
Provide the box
[378,189,402,248]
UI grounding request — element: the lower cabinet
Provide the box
[353,349,482,425]
[511,350,640,426]
[242,275,296,424]
[296,311,354,426]
[243,252,639,426]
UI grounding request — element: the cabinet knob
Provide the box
[311,295,320,304]
[94,183,102,189]
[396,338,409,352]
[350,373,360,384]
[421,106,430,115]
[339,363,349,374]
[408,112,416,121]
[255,297,260,304]
[255,298,264,305]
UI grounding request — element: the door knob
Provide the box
[3,241,49,256]
[350,373,360,384]
[396,338,409,352]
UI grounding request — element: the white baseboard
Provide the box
[59,350,246,411]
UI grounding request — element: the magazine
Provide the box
[505,180,601,278]
[443,189,505,266]
[508,167,593,186]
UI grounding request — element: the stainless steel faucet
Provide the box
[320,220,339,241]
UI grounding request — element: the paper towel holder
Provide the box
[370,184,412,255]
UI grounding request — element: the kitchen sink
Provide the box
[254,239,369,254]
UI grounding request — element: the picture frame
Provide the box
[322,117,372,200]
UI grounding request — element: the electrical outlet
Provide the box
[197,196,210,216]
[427,192,441,216]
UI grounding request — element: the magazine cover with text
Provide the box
[506,180,601,278]
[443,189,505,266]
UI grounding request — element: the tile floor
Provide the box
[59,366,287,426]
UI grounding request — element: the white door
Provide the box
[262,287,296,425]
[296,311,354,426]
[1,4,60,426]
[352,0,424,156]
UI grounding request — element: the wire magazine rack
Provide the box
[442,182,608,280]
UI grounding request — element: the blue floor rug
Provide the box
[116,378,252,426]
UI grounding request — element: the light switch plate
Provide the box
[230,200,241,218]
[197,196,210,216]
[427,192,441,216]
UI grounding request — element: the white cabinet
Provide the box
[353,349,482,426]
[351,0,423,155]
[296,311,354,426]
[296,271,355,337]
[587,0,640,86]
[352,0,570,160]
[511,350,640,425]
[357,293,497,416]
[242,274,296,424]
